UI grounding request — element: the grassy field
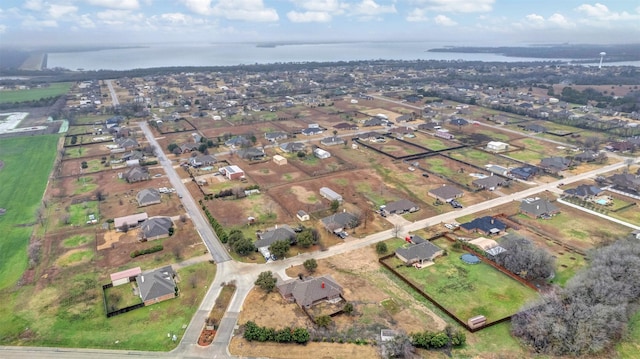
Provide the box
[0,83,72,104]
[62,234,92,248]
[0,261,215,350]
[385,238,538,322]
[0,135,59,290]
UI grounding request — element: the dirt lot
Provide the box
[231,245,446,358]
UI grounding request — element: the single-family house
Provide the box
[382,199,419,215]
[139,216,173,241]
[460,216,507,235]
[255,225,297,251]
[280,142,305,153]
[574,150,597,163]
[115,137,139,150]
[179,143,200,153]
[519,198,560,218]
[472,175,508,191]
[524,124,548,133]
[333,122,358,130]
[224,136,250,149]
[320,212,358,233]
[135,266,177,306]
[265,131,288,142]
[450,118,469,126]
[320,187,342,202]
[357,131,386,142]
[122,150,145,162]
[539,157,572,173]
[297,210,310,222]
[123,166,150,183]
[486,165,509,176]
[320,136,345,146]
[219,165,245,180]
[486,141,509,153]
[608,173,640,193]
[114,212,148,231]
[314,148,331,159]
[136,188,161,207]
[564,184,603,200]
[395,241,444,266]
[189,154,216,167]
[363,117,385,127]
[277,275,343,309]
[238,147,266,161]
[301,127,324,136]
[509,166,538,180]
[428,185,463,203]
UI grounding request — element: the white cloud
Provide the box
[77,14,96,28]
[434,14,456,26]
[576,3,609,17]
[411,0,494,13]
[180,0,278,22]
[351,0,396,16]
[287,11,332,23]
[0,24,6,33]
[406,8,428,22]
[21,15,57,29]
[49,4,78,19]
[85,0,140,10]
[518,12,574,30]
[290,0,344,13]
[576,2,640,21]
[23,0,44,11]
[96,9,143,25]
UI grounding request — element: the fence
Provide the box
[101,282,145,318]
[378,250,514,333]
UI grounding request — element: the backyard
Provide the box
[383,238,539,322]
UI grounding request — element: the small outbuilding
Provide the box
[273,155,287,166]
[110,267,142,287]
[320,186,342,202]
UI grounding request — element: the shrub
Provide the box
[130,244,163,258]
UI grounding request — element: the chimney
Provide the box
[536,205,540,210]
[321,282,325,289]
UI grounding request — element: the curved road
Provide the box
[1,89,636,358]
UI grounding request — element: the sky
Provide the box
[0,0,639,47]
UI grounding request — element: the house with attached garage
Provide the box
[563,184,603,200]
[333,122,358,130]
[395,238,444,266]
[139,216,173,241]
[135,265,177,306]
[264,131,288,142]
[320,136,345,146]
[428,185,463,203]
[123,165,150,183]
[136,188,161,207]
[277,275,343,309]
[320,212,358,233]
[255,224,297,260]
[472,175,508,191]
[238,147,266,161]
[189,154,216,168]
[279,142,306,153]
[519,198,560,219]
[301,127,324,136]
[382,199,419,215]
[539,157,572,174]
[460,216,507,236]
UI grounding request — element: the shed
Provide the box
[314,148,331,159]
[486,141,509,152]
[297,210,310,222]
[110,267,142,286]
[320,187,342,202]
[220,165,244,180]
[114,212,148,231]
[468,315,486,329]
[273,155,287,166]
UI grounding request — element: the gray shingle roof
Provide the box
[395,241,443,263]
[136,188,161,206]
[277,275,343,308]
[140,216,173,239]
[519,198,560,217]
[255,225,296,249]
[136,265,176,302]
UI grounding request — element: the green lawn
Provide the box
[0,261,216,350]
[67,201,99,227]
[423,157,455,178]
[617,309,640,358]
[449,149,492,163]
[62,234,92,248]
[386,239,538,322]
[0,83,72,104]
[73,177,98,195]
[507,150,545,163]
[104,284,143,312]
[417,138,450,151]
[0,135,59,290]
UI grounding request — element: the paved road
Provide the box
[138,122,231,264]
[104,80,119,106]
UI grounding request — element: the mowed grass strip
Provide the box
[0,83,72,104]
[0,135,59,289]
[385,239,538,321]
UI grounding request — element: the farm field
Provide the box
[0,82,72,104]
[383,238,539,322]
[0,135,59,289]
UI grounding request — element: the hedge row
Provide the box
[411,328,466,349]
[199,200,228,243]
[243,321,309,344]
[130,244,163,258]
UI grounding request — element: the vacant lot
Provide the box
[0,83,72,104]
[383,238,538,322]
[0,135,59,289]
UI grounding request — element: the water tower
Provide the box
[599,52,606,69]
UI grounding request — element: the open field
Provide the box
[383,238,538,322]
[0,83,72,104]
[0,135,59,289]
[0,261,215,350]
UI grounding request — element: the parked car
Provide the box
[449,200,463,208]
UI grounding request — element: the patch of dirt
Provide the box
[98,230,125,250]
[229,339,379,359]
[289,185,318,204]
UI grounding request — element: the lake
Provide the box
[46,41,581,71]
